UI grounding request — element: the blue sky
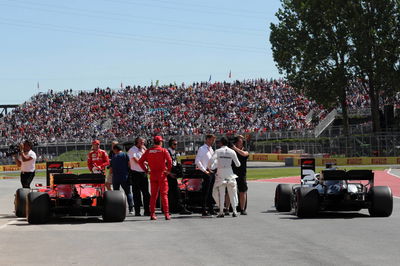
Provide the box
[0,0,282,104]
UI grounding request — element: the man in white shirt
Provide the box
[127,137,150,216]
[14,140,37,188]
[195,134,216,216]
[208,137,241,217]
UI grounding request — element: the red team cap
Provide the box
[153,136,163,142]
[92,140,100,145]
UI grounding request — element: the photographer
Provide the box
[14,140,37,188]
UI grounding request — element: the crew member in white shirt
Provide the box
[208,137,241,218]
[195,134,216,216]
[127,137,151,216]
[14,140,37,188]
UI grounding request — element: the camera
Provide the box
[4,140,37,157]
[5,144,20,157]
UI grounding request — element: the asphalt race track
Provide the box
[0,177,399,266]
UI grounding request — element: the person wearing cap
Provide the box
[138,136,172,220]
[87,140,110,174]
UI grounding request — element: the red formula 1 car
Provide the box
[14,162,127,224]
[177,159,207,211]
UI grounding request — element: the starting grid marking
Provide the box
[253,171,400,199]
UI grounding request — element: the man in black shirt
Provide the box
[167,138,192,215]
[231,135,249,215]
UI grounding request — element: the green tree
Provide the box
[270,0,400,134]
[270,0,353,135]
[347,0,400,132]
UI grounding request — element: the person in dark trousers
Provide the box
[195,134,217,216]
[231,135,249,215]
[14,140,37,188]
[127,137,151,216]
[106,140,119,191]
[167,138,192,215]
[109,144,134,214]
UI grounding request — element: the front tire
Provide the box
[102,191,126,222]
[294,187,319,218]
[368,186,393,217]
[27,192,50,224]
[274,184,293,212]
[15,188,30,217]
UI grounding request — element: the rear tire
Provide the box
[368,186,393,217]
[274,184,293,212]
[15,188,30,217]
[294,187,319,218]
[102,191,126,222]
[27,192,50,224]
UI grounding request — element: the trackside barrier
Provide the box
[1,155,399,172]
[0,161,88,172]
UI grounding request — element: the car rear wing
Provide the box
[322,170,374,181]
[53,173,105,185]
[181,159,204,179]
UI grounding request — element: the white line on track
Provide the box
[0,220,15,230]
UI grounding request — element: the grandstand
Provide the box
[1,79,399,162]
[0,79,327,145]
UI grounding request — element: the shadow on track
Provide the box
[0,214,17,219]
[277,212,370,219]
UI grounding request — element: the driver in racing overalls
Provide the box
[208,137,241,218]
[87,140,110,174]
[138,136,172,220]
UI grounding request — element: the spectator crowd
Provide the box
[0,78,378,145]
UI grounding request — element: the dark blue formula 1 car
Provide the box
[274,158,393,218]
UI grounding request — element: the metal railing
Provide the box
[314,109,338,137]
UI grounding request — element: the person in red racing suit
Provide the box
[87,140,110,173]
[138,136,172,220]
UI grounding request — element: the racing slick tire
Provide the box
[27,192,50,224]
[102,191,126,222]
[294,187,319,218]
[368,186,393,217]
[15,188,30,217]
[274,184,293,212]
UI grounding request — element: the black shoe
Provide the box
[143,212,151,216]
[202,211,210,217]
[217,213,224,218]
[179,208,192,215]
[232,212,238,217]
[224,208,230,216]
[135,213,142,217]
[208,210,217,216]
[240,210,247,215]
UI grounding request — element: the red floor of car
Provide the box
[255,170,400,197]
